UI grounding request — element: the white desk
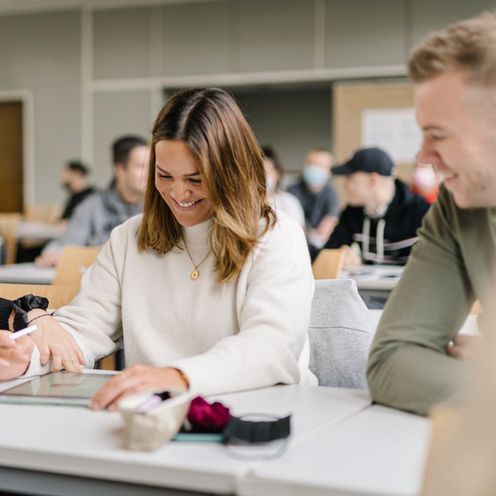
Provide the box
[240,404,431,496]
[0,262,55,284]
[0,384,371,495]
[17,221,63,242]
[344,265,404,291]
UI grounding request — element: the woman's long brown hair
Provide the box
[137,88,276,283]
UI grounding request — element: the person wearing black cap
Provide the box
[319,147,430,266]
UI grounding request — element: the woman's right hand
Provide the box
[0,331,33,381]
[28,311,86,373]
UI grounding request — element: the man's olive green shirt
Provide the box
[367,185,496,415]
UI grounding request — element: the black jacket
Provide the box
[323,179,430,265]
[60,186,96,220]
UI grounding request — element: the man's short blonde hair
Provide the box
[408,12,496,86]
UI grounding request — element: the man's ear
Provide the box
[114,162,125,175]
[369,172,380,186]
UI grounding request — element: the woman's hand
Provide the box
[0,331,33,381]
[343,246,362,269]
[90,365,188,411]
[27,310,86,373]
[35,250,61,267]
[447,334,478,361]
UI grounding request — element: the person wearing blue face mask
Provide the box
[288,148,340,250]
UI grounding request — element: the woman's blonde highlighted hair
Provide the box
[408,12,496,86]
[137,88,275,283]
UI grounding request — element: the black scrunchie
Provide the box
[11,294,49,332]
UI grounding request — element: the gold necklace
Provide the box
[182,239,211,280]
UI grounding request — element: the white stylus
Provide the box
[9,325,38,341]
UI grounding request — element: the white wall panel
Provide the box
[237,0,315,72]
[162,1,233,76]
[324,0,408,68]
[93,7,152,80]
[234,87,332,172]
[92,90,152,187]
[0,11,81,204]
[410,0,496,48]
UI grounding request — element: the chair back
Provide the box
[53,245,100,285]
[0,283,80,309]
[0,213,21,265]
[312,248,346,279]
[309,278,374,388]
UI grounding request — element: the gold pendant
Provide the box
[191,269,200,280]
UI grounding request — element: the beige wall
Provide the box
[0,0,493,203]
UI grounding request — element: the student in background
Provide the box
[321,147,430,267]
[368,13,496,416]
[0,88,314,409]
[261,145,305,228]
[410,162,440,204]
[59,161,95,223]
[288,148,340,248]
[36,135,148,267]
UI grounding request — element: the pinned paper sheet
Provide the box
[361,108,422,164]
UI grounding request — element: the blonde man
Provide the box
[368,12,496,415]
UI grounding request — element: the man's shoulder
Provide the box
[322,182,338,198]
[111,214,143,236]
[394,179,430,213]
[338,204,363,221]
[287,180,304,195]
[107,214,143,247]
[74,188,105,211]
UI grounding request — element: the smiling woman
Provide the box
[0,88,315,411]
[154,141,213,228]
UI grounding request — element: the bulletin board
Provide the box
[332,80,418,183]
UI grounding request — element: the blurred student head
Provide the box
[333,147,395,208]
[302,148,333,192]
[61,161,90,193]
[112,135,149,203]
[261,145,284,192]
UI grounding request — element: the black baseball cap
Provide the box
[332,147,394,176]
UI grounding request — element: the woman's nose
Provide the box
[170,181,192,200]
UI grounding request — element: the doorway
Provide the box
[0,101,23,212]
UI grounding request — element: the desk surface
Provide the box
[0,383,371,495]
[344,265,404,291]
[241,404,431,496]
[0,262,55,284]
[17,221,63,241]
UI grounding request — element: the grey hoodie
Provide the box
[44,182,142,251]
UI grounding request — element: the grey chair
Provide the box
[309,279,374,389]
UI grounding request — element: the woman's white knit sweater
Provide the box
[26,213,315,395]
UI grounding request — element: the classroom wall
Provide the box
[233,87,332,172]
[0,0,493,204]
[0,10,81,205]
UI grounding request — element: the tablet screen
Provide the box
[0,371,114,407]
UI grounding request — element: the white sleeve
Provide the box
[21,345,50,377]
[52,223,128,365]
[171,216,315,396]
[21,342,95,378]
